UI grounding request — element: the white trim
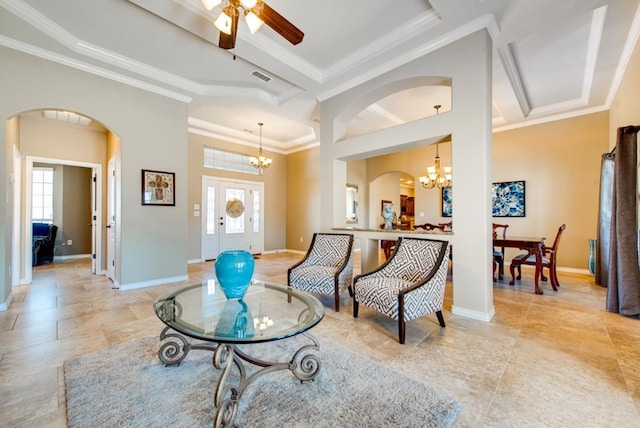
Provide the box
[188,258,204,264]
[118,274,189,291]
[55,254,92,260]
[451,305,495,322]
[25,156,103,284]
[0,291,13,312]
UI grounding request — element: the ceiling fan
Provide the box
[201,0,304,50]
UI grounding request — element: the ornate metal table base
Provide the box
[158,326,321,428]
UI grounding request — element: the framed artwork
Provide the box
[441,187,452,217]
[142,169,175,206]
[492,180,525,217]
[440,181,525,217]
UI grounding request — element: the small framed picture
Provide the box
[142,169,175,206]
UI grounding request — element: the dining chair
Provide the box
[492,223,509,281]
[510,224,566,290]
[287,233,354,312]
[352,237,450,344]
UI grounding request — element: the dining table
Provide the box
[493,236,547,294]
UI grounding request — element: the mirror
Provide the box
[346,184,358,223]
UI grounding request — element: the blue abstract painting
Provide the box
[492,181,525,217]
[441,187,453,217]
[440,181,525,218]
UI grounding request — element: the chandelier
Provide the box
[418,105,452,189]
[250,122,272,175]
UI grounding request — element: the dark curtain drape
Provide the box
[604,126,640,316]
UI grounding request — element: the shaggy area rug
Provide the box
[64,335,461,427]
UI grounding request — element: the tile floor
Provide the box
[0,253,639,427]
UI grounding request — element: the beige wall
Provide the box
[493,111,609,269]
[187,133,287,260]
[286,147,320,251]
[609,29,640,146]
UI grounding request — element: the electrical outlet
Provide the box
[67,240,73,245]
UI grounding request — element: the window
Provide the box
[32,167,54,223]
[204,147,260,175]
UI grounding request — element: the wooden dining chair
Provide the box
[492,223,509,281]
[510,224,566,290]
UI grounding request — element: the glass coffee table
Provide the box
[153,279,325,427]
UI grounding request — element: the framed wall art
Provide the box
[141,169,175,206]
[440,181,525,217]
[441,187,452,217]
[492,180,525,217]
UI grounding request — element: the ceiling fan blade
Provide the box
[218,10,239,50]
[256,1,304,45]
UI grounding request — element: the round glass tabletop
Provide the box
[154,279,325,344]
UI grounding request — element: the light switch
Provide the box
[193,204,200,210]
[194,211,200,217]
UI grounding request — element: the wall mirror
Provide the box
[346,184,358,223]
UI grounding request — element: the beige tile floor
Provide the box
[1,253,639,427]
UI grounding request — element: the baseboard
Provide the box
[188,258,203,264]
[118,274,189,291]
[508,263,590,275]
[451,304,495,322]
[0,291,13,312]
[55,254,92,260]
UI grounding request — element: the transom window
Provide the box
[204,147,260,175]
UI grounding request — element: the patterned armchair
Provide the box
[287,233,354,312]
[353,237,450,344]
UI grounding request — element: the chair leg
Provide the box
[436,310,446,327]
[353,300,359,318]
[398,319,406,344]
[347,285,354,297]
[509,263,517,285]
[334,292,340,312]
[516,265,522,280]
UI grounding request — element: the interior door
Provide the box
[90,170,97,274]
[106,157,116,281]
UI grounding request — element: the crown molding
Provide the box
[0,35,192,103]
[317,14,499,102]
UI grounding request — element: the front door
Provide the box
[201,176,264,260]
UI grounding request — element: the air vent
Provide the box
[251,70,272,83]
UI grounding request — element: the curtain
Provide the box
[595,150,614,287]
[605,126,640,316]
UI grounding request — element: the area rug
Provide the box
[64,334,461,427]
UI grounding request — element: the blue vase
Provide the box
[587,238,596,277]
[215,250,255,299]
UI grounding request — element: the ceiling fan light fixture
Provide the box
[201,0,222,11]
[244,10,264,34]
[214,7,234,35]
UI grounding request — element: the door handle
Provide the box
[106,224,111,229]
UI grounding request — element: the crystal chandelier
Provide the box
[418,105,452,189]
[250,122,272,175]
